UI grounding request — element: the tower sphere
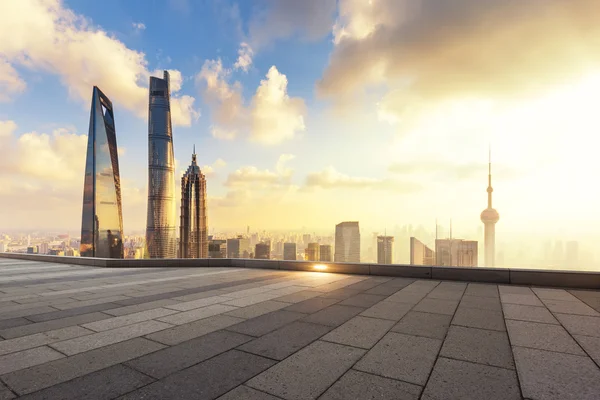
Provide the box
[481,208,500,224]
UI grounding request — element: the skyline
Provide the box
[0,0,599,252]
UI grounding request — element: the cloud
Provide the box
[0,0,198,126]
[388,160,519,182]
[201,158,227,177]
[234,42,253,72]
[132,22,146,31]
[209,189,250,208]
[305,166,421,192]
[225,154,295,187]
[197,61,306,145]
[318,0,600,119]
[0,59,26,101]
[0,120,17,138]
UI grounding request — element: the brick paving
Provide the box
[0,259,599,399]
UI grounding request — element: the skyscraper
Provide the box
[410,237,435,265]
[480,148,500,267]
[305,243,320,261]
[283,243,297,260]
[377,236,394,264]
[179,148,208,258]
[146,71,177,258]
[255,242,270,259]
[335,222,360,263]
[80,86,124,258]
[435,239,478,267]
[319,244,332,262]
[227,236,250,258]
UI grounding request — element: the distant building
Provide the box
[305,243,320,261]
[179,149,208,259]
[39,242,49,255]
[435,239,478,267]
[283,243,297,261]
[410,237,435,265]
[0,242,5,253]
[208,239,226,258]
[227,236,250,258]
[319,245,332,262]
[377,236,394,264]
[481,149,500,267]
[255,242,270,260]
[335,221,360,263]
[27,246,38,254]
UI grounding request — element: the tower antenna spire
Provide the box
[487,144,493,208]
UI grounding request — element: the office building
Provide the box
[410,237,435,265]
[146,71,177,258]
[80,86,124,258]
[335,221,360,263]
[305,243,320,261]
[255,242,270,260]
[283,243,297,260]
[39,242,49,255]
[27,246,38,254]
[319,244,332,262]
[435,239,478,267]
[208,239,226,258]
[227,236,250,258]
[377,236,394,264]
[179,148,208,258]
[480,149,500,267]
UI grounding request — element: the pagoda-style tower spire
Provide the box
[481,146,500,267]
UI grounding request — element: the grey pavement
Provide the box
[0,259,599,399]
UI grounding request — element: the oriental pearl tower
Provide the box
[481,148,499,267]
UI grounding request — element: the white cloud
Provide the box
[234,42,253,72]
[0,0,198,126]
[201,158,227,177]
[305,166,421,192]
[0,59,26,102]
[0,120,17,138]
[132,22,146,31]
[225,154,295,187]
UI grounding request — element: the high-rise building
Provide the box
[335,222,360,263]
[146,71,177,258]
[481,149,499,267]
[39,242,49,255]
[377,236,394,264]
[435,239,478,267]
[0,242,5,253]
[179,149,208,258]
[208,239,226,258]
[410,237,435,265]
[305,243,320,261]
[227,236,250,258]
[255,242,270,260]
[319,244,332,262]
[80,86,124,258]
[27,246,38,254]
[283,243,297,260]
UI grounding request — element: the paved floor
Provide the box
[0,260,599,399]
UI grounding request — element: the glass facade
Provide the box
[146,71,177,258]
[80,87,124,258]
[180,151,208,258]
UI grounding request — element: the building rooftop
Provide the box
[0,258,599,399]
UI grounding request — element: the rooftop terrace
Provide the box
[0,258,599,399]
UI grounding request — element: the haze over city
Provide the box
[1,0,599,269]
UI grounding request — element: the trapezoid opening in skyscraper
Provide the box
[80,86,124,258]
[146,71,177,258]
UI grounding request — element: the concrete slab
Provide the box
[574,335,600,365]
[452,307,506,331]
[440,325,514,369]
[542,299,600,316]
[339,294,387,308]
[322,316,395,349]
[506,319,585,355]
[360,301,412,321]
[459,295,502,311]
[555,313,600,338]
[0,346,64,375]
[0,326,93,356]
[157,304,238,325]
[217,385,281,400]
[532,288,579,301]
[502,303,559,324]
[391,311,452,340]
[319,369,421,400]
[224,300,290,319]
[413,298,459,316]
[354,332,442,385]
[500,293,543,307]
[283,297,340,314]
[247,340,365,400]
[301,305,364,327]
[464,283,499,298]
[0,312,112,339]
[226,310,305,337]
[144,314,245,345]
[82,307,177,332]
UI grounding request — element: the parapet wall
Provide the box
[0,252,598,289]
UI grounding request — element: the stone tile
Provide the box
[283,297,340,314]
[360,301,412,321]
[339,294,387,308]
[319,369,420,400]
[452,307,506,331]
[322,316,395,349]
[500,293,543,306]
[18,364,154,400]
[0,326,93,356]
[164,295,232,311]
[25,302,120,323]
[459,295,502,311]
[391,311,452,340]
[121,350,275,400]
[555,313,600,338]
[0,346,64,375]
[145,314,245,345]
[50,320,172,356]
[363,285,402,296]
[464,283,499,298]
[440,326,514,369]
[247,340,365,400]
[413,298,459,316]
[0,318,31,331]
[513,346,600,400]
[217,385,280,400]
[0,382,14,400]
[0,306,59,320]
[506,319,585,355]
[301,305,364,327]
[502,303,559,324]
[542,299,600,316]
[354,332,442,385]
[52,295,131,310]
[385,291,427,305]
[574,335,600,365]
[318,288,362,300]
[226,310,305,337]
[0,312,111,339]
[272,290,321,304]
[533,288,578,301]
[82,307,177,332]
[384,278,416,288]
[238,321,331,360]
[222,293,283,308]
[426,289,464,301]
[499,286,534,295]
[421,357,521,400]
[224,300,290,319]
[127,330,252,379]
[157,304,238,325]
[104,299,181,317]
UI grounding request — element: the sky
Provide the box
[0,0,599,246]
